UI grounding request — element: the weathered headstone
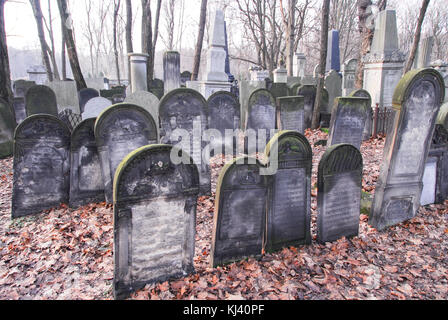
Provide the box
[207,91,240,155]
[95,103,159,202]
[128,53,149,93]
[13,80,36,98]
[317,144,363,243]
[414,36,434,69]
[325,69,342,114]
[245,89,276,154]
[349,89,373,140]
[0,98,16,158]
[239,80,266,129]
[159,88,210,194]
[148,78,164,100]
[370,68,445,230]
[46,80,79,114]
[163,51,181,94]
[277,96,305,134]
[265,131,312,251]
[124,91,160,132]
[82,97,112,120]
[211,157,269,267]
[12,115,71,218]
[113,144,199,300]
[70,118,105,207]
[288,82,301,97]
[328,97,370,150]
[297,85,316,129]
[12,97,26,124]
[78,88,100,114]
[25,85,58,117]
[342,58,358,96]
[269,83,288,100]
[180,71,192,87]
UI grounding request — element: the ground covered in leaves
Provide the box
[0,130,447,300]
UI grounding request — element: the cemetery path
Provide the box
[0,130,447,300]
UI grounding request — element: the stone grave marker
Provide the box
[239,80,266,129]
[82,97,112,120]
[349,89,373,140]
[288,82,301,97]
[370,68,445,230]
[79,88,100,114]
[46,80,80,113]
[163,51,181,94]
[113,145,199,300]
[13,80,35,98]
[277,96,305,134]
[13,97,26,124]
[325,69,342,114]
[296,85,316,129]
[12,115,71,218]
[265,131,312,251]
[95,103,158,202]
[149,79,165,99]
[25,85,58,117]
[69,118,105,207]
[211,157,269,267]
[327,97,370,150]
[0,98,16,158]
[159,88,210,195]
[317,144,363,243]
[245,89,276,154]
[270,83,288,100]
[207,91,240,155]
[180,71,192,87]
[124,90,160,133]
[342,58,358,96]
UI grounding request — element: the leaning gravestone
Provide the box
[265,131,312,252]
[124,90,160,134]
[25,85,58,117]
[349,89,372,141]
[211,157,269,267]
[113,145,199,300]
[277,96,305,134]
[370,68,445,230]
[317,144,363,243]
[13,97,27,124]
[207,91,240,155]
[245,89,276,154]
[159,88,210,194]
[82,97,112,120]
[0,98,16,158]
[12,115,71,218]
[79,88,100,114]
[95,103,159,203]
[327,97,370,150]
[70,118,105,207]
[297,85,317,129]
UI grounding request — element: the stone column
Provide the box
[326,30,341,73]
[27,65,47,85]
[415,36,434,69]
[293,53,306,78]
[163,51,181,94]
[128,53,149,93]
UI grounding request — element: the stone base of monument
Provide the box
[186,81,232,100]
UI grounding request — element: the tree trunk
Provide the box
[287,0,296,76]
[61,19,67,80]
[311,0,330,130]
[141,0,153,87]
[191,0,208,81]
[29,0,53,82]
[404,0,431,73]
[125,0,133,84]
[57,0,87,91]
[0,0,13,108]
[149,0,162,82]
[46,0,60,80]
[113,0,121,85]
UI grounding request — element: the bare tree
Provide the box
[43,0,60,80]
[113,0,122,84]
[191,0,207,81]
[142,0,162,85]
[0,0,13,106]
[312,0,330,130]
[60,7,67,80]
[404,0,430,73]
[125,0,133,82]
[161,0,176,50]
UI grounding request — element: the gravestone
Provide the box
[265,131,312,251]
[113,145,199,300]
[79,88,100,114]
[297,85,316,129]
[245,89,276,154]
[320,88,331,128]
[46,80,79,113]
[0,98,16,158]
[239,80,266,129]
[159,88,210,194]
[414,36,434,69]
[180,71,192,87]
[124,90,160,134]
[163,51,181,94]
[327,97,370,150]
[277,96,305,134]
[326,30,341,73]
[293,53,306,78]
[211,157,269,267]
[317,144,363,243]
[270,83,288,100]
[273,66,288,84]
[288,82,301,97]
[25,85,58,117]
[13,80,35,98]
[370,68,445,230]
[13,97,26,124]
[82,97,112,120]
[325,70,342,114]
[349,89,373,140]
[27,65,47,84]
[70,118,105,207]
[95,103,158,203]
[207,91,240,155]
[148,79,164,99]
[58,108,82,131]
[342,58,358,96]
[12,115,71,218]
[128,53,149,93]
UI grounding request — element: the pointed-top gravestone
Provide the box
[113,144,199,300]
[0,98,16,158]
[326,30,341,72]
[25,85,58,117]
[224,22,234,81]
[370,10,399,56]
[79,88,99,114]
[369,68,445,230]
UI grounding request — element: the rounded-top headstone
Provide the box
[79,88,100,114]
[82,97,112,120]
[124,90,160,126]
[25,85,58,117]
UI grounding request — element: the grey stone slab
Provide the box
[277,96,305,134]
[25,85,58,117]
[239,80,266,130]
[0,98,16,158]
[94,103,159,203]
[342,58,358,96]
[349,89,373,140]
[325,70,342,114]
[113,145,199,300]
[12,115,71,218]
[211,157,269,267]
[13,97,26,124]
[13,80,36,98]
[421,157,437,206]
[269,83,288,100]
[78,88,99,114]
[328,97,370,150]
[265,131,312,252]
[159,88,210,195]
[297,85,316,129]
[369,68,445,230]
[70,118,105,208]
[163,51,181,94]
[317,144,363,243]
[82,97,112,120]
[124,91,160,133]
[46,80,79,113]
[288,82,301,97]
[148,79,164,100]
